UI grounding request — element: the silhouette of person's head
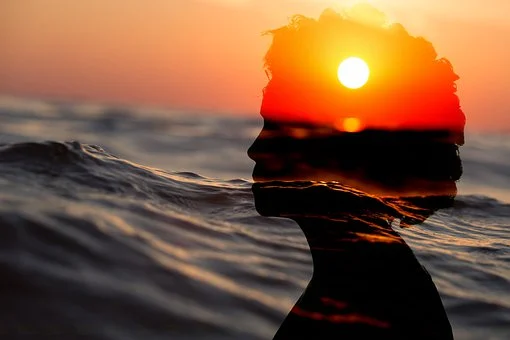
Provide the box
[249,5,464,227]
[248,6,464,340]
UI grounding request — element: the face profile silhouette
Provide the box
[248,5,465,340]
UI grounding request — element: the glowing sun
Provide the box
[337,57,370,89]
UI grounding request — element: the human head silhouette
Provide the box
[248,5,465,227]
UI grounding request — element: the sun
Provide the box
[337,57,370,89]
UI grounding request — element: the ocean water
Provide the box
[0,96,509,339]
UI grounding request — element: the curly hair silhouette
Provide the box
[260,6,465,143]
[248,5,465,340]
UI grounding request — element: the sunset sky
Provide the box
[2,0,509,131]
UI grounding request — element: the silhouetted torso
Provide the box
[272,216,452,340]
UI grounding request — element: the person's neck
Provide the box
[292,216,415,284]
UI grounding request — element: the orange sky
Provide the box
[1,0,509,131]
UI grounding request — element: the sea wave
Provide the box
[0,141,508,339]
[0,141,306,340]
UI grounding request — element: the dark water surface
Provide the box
[0,97,509,339]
